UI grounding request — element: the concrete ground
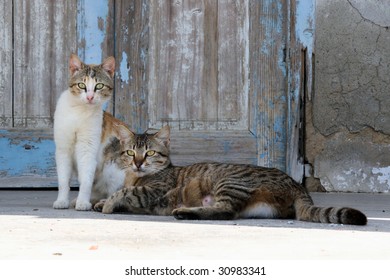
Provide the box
[0,190,389,260]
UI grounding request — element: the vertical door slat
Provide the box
[13,0,77,128]
[0,1,13,127]
[249,0,288,171]
[114,0,149,132]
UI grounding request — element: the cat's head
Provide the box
[68,54,115,105]
[116,125,171,177]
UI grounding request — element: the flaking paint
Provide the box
[0,131,56,177]
[77,0,109,63]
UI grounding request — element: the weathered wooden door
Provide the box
[0,0,314,187]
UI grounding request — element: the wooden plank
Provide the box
[286,0,303,182]
[149,1,245,130]
[249,0,288,172]
[170,130,257,166]
[13,0,77,128]
[77,0,115,63]
[217,0,249,129]
[114,0,149,133]
[149,0,217,130]
[0,129,57,187]
[149,0,251,131]
[142,127,257,165]
[0,1,13,128]
[285,0,315,182]
[197,0,218,129]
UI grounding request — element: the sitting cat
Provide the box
[96,125,367,225]
[53,54,126,211]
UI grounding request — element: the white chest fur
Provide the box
[54,90,103,143]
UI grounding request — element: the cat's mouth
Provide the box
[131,168,147,177]
[86,99,97,105]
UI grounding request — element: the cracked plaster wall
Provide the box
[308,0,390,192]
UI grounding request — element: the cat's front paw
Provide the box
[101,201,115,214]
[70,198,77,209]
[53,199,69,209]
[172,208,200,220]
[75,200,92,211]
[93,199,106,212]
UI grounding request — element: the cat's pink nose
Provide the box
[87,95,94,101]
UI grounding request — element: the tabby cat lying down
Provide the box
[95,125,367,225]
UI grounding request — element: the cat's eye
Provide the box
[78,83,86,89]
[126,150,135,157]
[146,150,156,157]
[95,83,104,90]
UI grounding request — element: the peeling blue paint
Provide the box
[278,46,287,77]
[253,0,289,172]
[0,131,56,177]
[119,51,130,86]
[295,0,315,100]
[223,141,231,154]
[296,0,315,51]
[77,0,109,63]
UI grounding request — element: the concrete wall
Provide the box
[307,0,390,192]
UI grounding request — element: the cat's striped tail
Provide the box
[294,195,367,225]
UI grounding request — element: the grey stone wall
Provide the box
[308,0,390,192]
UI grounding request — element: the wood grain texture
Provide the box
[114,0,149,133]
[217,0,249,128]
[149,0,210,129]
[286,0,303,182]
[0,1,13,127]
[152,130,257,166]
[285,0,315,182]
[249,0,288,171]
[77,0,115,63]
[149,0,249,131]
[0,129,57,186]
[13,0,77,128]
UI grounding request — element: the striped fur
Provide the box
[97,126,367,225]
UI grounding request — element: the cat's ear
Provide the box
[102,56,116,78]
[69,54,83,76]
[154,125,170,148]
[115,124,135,145]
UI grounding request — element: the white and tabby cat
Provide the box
[53,54,126,211]
[96,125,367,225]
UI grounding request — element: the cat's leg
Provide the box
[172,204,238,220]
[53,149,73,209]
[69,198,77,208]
[74,140,99,211]
[93,199,106,212]
[101,187,131,214]
[90,164,125,209]
[102,185,171,215]
[173,188,242,220]
[173,181,247,220]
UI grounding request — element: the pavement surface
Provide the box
[0,190,389,260]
